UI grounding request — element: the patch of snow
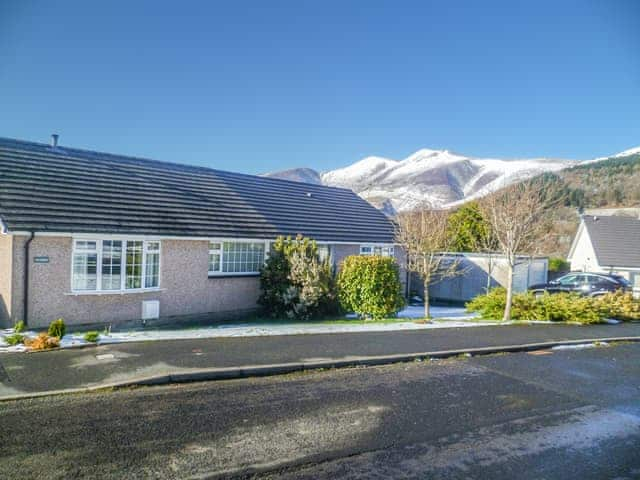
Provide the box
[59,335,94,348]
[589,146,640,163]
[0,306,486,351]
[400,305,477,320]
[604,318,622,325]
[0,344,28,353]
[552,342,608,351]
[97,321,491,345]
[320,155,398,188]
[611,146,640,158]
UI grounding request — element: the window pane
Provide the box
[72,252,97,291]
[209,242,221,251]
[75,240,97,251]
[144,252,160,288]
[126,241,143,289]
[317,245,330,263]
[361,245,393,257]
[101,240,122,290]
[222,242,264,273]
[209,253,221,272]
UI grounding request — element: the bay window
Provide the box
[209,241,266,275]
[72,239,160,292]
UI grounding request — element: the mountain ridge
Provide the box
[264,147,618,213]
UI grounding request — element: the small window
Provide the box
[317,245,331,263]
[360,245,394,257]
[75,240,97,251]
[208,242,222,273]
[144,242,160,288]
[360,246,373,255]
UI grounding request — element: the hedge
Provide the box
[466,287,640,324]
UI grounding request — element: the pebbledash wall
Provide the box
[0,235,406,328]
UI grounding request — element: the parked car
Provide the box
[529,272,631,298]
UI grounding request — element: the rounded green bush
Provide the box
[48,318,66,339]
[337,255,405,319]
[83,331,100,343]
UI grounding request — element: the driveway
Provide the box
[1,343,639,478]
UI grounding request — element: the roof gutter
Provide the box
[23,232,34,326]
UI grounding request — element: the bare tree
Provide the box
[395,208,463,319]
[474,224,502,294]
[478,178,560,321]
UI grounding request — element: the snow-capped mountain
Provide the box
[264,147,639,214]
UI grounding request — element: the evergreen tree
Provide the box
[446,201,494,252]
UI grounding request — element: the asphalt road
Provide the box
[2,322,640,396]
[1,343,640,479]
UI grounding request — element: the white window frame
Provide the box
[71,238,162,293]
[317,244,332,264]
[360,244,395,257]
[208,239,270,276]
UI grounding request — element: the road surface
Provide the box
[1,343,639,479]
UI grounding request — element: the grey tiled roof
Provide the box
[0,137,395,243]
[583,215,640,268]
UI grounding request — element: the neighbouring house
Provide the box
[0,136,402,328]
[568,214,640,296]
[415,253,548,303]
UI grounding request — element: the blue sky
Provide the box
[1,1,638,174]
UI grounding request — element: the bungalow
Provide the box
[0,136,401,328]
[568,214,640,296]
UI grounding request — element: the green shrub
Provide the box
[548,257,570,273]
[5,333,24,346]
[259,235,338,320]
[596,291,640,321]
[48,318,66,339]
[13,320,25,333]
[536,292,602,324]
[465,287,507,320]
[84,331,100,343]
[466,288,605,324]
[337,255,405,319]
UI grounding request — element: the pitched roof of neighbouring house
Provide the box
[0,137,395,243]
[582,214,640,268]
